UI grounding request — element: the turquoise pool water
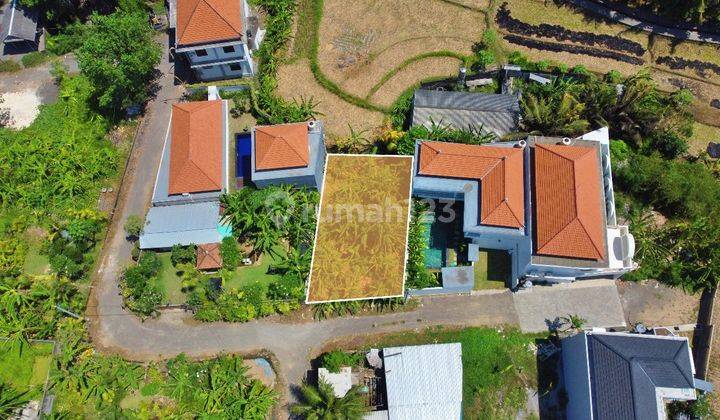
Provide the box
[423,221,445,269]
[217,222,233,238]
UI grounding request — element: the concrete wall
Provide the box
[562,333,594,420]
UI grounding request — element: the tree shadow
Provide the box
[535,337,567,419]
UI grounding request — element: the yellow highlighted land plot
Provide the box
[306,154,414,303]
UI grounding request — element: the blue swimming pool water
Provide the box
[423,221,444,269]
[236,133,252,178]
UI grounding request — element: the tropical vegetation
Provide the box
[50,319,277,418]
[291,379,367,420]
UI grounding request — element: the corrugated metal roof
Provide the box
[139,202,222,249]
[412,90,520,137]
[383,343,463,420]
[585,332,695,420]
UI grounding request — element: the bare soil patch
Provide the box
[3,89,41,129]
[276,59,384,136]
[617,280,700,327]
[317,0,483,97]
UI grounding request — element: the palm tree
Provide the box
[291,379,367,420]
[560,314,587,332]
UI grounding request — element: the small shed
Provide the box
[1,0,40,52]
[318,367,352,397]
[196,243,223,271]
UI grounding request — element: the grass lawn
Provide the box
[0,341,54,399]
[224,246,286,291]
[361,326,542,419]
[23,242,50,276]
[687,122,720,156]
[154,253,186,305]
[473,249,510,290]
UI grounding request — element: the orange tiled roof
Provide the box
[168,101,224,195]
[177,0,243,46]
[533,143,606,260]
[196,243,223,270]
[255,123,310,171]
[418,141,525,228]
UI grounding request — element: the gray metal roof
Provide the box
[585,333,695,420]
[1,0,38,43]
[139,201,224,249]
[383,343,463,420]
[412,90,520,137]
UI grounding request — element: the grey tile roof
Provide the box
[412,90,520,137]
[1,0,38,43]
[586,333,695,420]
[139,201,223,249]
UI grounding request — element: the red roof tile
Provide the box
[418,142,525,228]
[168,101,224,195]
[177,0,243,46]
[533,143,606,260]
[196,243,223,270]
[254,123,310,171]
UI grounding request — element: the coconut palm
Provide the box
[291,379,367,420]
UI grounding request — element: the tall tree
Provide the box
[77,12,161,116]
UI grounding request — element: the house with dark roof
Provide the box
[251,120,326,189]
[169,0,264,81]
[140,100,232,249]
[562,331,705,420]
[1,0,40,55]
[411,127,636,289]
[412,89,521,138]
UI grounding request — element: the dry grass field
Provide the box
[277,0,720,137]
[277,59,385,136]
[317,0,483,97]
[307,155,413,303]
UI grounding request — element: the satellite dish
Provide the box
[635,323,647,334]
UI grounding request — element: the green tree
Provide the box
[220,236,241,270]
[124,215,144,239]
[77,12,161,116]
[291,379,367,420]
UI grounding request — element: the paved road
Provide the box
[569,0,720,44]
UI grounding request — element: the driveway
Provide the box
[513,279,626,332]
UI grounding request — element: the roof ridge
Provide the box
[202,0,243,33]
[179,0,203,41]
[183,159,219,190]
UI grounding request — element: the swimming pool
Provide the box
[236,133,252,179]
[423,220,445,269]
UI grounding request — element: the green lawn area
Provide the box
[473,249,510,290]
[365,327,542,419]
[23,242,50,276]
[224,247,285,291]
[0,341,54,399]
[154,253,186,305]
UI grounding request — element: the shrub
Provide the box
[0,60,22,73]
[124,215,144,239]
[171,244,196,266]
[21,52,51,68]
[320,350,364,373]
[220,236,241,270]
